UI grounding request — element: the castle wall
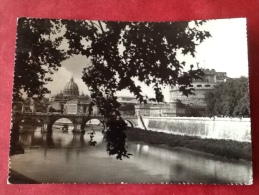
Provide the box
[169,69,228,114]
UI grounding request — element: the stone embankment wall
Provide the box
[137,116,251,142]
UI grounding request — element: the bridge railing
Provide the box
[12,111,136,117]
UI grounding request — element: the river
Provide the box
[9,123,252,184]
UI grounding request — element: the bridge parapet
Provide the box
[140,116,251,122]
[12,111,93,117]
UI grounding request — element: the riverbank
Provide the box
[125,127,252,161]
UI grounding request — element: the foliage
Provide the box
[14,18,211,159]
[13,18,68,100]
[63,21,211,103]
[205,77,250,117]
[105,117,132,159]
[63,20,211,158]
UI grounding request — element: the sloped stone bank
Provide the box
[138,117,251,142]
[126,127,252,161]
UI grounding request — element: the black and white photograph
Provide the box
[9,17,252,184]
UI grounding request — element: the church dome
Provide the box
[63,77,79,96]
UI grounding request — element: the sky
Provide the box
[46,18,249,102]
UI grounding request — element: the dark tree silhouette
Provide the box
[63,21,210,103]
[13,18,68,100]
[13,18,211,159]
[63,21,211,159]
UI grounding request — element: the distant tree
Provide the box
[205,77,250,117]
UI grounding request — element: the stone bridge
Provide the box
[11,112,251,142]
[11,111,138,134]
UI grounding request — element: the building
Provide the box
[117,96,183,117]
[135,100,186,117]
[170,69,228,116]
[117,96,138,116]
[47,69,227,117]
[134,69,228,117]
[13,98,49,113]
[49,77,98,115]
[135,104,152,116]
[49,77,83,111]
[117,96,138,105]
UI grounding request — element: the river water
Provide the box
[9,123,252,184]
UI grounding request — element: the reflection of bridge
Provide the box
[11,112,138,133]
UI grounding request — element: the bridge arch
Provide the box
[51,117,74,132]
[84,118,106,132]
[11,113,45,144]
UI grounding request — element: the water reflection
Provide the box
[18,125,104,149]
[10,124,252,184]
[131,144,252,184]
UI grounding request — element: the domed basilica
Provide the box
[63,77,79,97]
[49,77,98,114]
